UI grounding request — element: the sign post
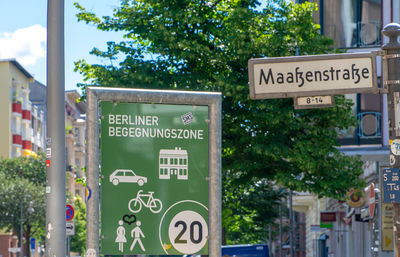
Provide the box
[87,88,221,257]
[383,23,400,257]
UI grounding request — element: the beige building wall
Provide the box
[0,62,11,158]
[293,194,327,257]
[0,60,34,158]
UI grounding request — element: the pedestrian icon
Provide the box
[115,220,127,252]
[130,221,145,252]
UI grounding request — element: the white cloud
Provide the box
[0,25,46,66]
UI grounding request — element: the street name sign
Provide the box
[86,88,222,257]
[248,52,378,100]
[383,168,400,203]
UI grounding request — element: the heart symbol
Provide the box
[123,214,137,225]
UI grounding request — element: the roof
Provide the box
[0,58,34,80]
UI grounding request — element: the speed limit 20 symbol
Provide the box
[168,210,208,254]
[159,200,208,255]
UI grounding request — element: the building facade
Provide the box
[291,1,400,257]
[65,90,87,201]
[0,59,45,159]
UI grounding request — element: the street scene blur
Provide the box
[0,0,398,257]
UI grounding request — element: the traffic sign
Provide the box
[66,221,75,236]
[248,52,378,100]
[66,204,75,221]
[369,183,375,218]
[86,186,92,201]
[100,102,209,255]
[30,238,35,250]
[382,168,400,203]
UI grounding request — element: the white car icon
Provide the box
[109,169,147,186]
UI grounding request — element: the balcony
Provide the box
[22,110,31,121]
[357,21,381,47]
[12,102,22,115]
[22,140,32,150]
[357,112,381,138]
[337,112,382,145]
[12,134,22,146]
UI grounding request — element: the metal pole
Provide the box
[46,0,66,257]
[20,201,23,257]
[67,236,70,257]
[279,203,283,257]
[289,190,294,257]
[86,89,100,257]
[382,23,400,257]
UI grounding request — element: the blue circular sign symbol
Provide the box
[66,204,75,221]
[86,186,92,201]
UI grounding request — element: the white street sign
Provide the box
[66,221,75,236]
[248,52,378,99]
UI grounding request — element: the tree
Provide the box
[69,196,86,256]
[0,154,46,257]
[222,170,286,244]
[74,0,365,242]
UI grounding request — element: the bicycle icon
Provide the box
[128,190,163,214]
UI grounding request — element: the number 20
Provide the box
[174,220,203,244]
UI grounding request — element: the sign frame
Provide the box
[248,52,379,100]
[86,87,222,257]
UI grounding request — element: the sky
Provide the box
[0,0,124,91]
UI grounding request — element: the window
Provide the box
[318,0,381,48]
[125,171,135,176]
[337,93,382,145]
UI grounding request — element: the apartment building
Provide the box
[290,1,399,257]
[65,90,87,201]
[0,59,45,159]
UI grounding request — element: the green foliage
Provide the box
[222,171,286,244]
[0,152,46,185]
[74,0,365,243]
[0,154,46,256]
[70,196,87,255]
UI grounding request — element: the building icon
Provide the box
[159,147,188,180]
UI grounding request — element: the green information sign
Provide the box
[100,101,209,255]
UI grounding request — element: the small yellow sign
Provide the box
[382,203,393,251]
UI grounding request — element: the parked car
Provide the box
[109,169,147,186]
